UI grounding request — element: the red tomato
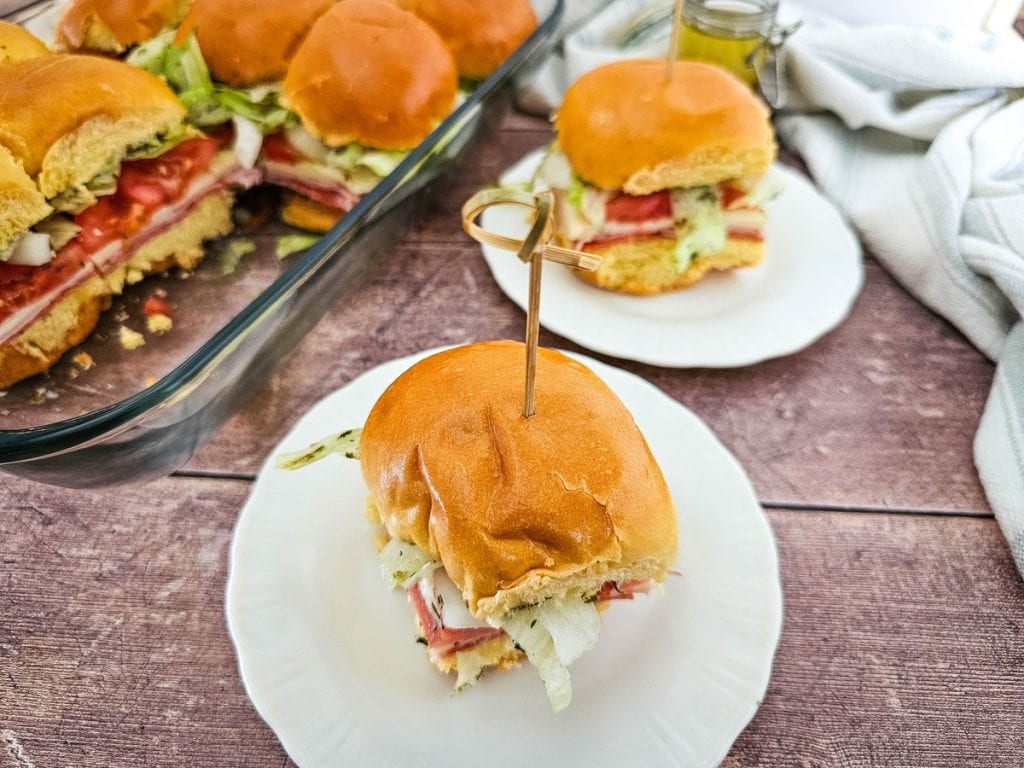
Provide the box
[143,296,174,317]
[719,183,746,209]
[261,133,301,164]
[604,190,672,223]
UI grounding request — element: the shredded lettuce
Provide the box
[218,238,256,275]
[566,172,586,211]
[33,217,81,251]
[377,539,438,590]
[275,234,319,260]
[326,144,409,178]
[127,123,200,161]
[274,428,362,469]
[129,30,294,131]
[671,186,726,271]
[495,595,601,712]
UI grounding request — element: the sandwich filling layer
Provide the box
[0,137,257,346]
[379,535,656,711]
[532,144,778,271]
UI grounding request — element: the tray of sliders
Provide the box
[0,0,561,486]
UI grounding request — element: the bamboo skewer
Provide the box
[666,0,685,81]
[462,188,601,418]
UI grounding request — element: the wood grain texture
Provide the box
[184,125,994,513]
[1,475,1021,767]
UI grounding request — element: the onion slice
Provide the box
[5,232,53,266]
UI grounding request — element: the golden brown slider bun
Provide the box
[360,340,678,617]
[279,194,340,233]
[576,236,763,296]
[556,59,775,194]
[0,55,185,199]
[284,0,457,149]
[175,0,338,86]
[0,147,51,253]
[0,21,50,63]
[0,191,232,389]
[56,0,191,53]
[394,0,536,78]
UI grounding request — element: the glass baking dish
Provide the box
[0,0,563,487]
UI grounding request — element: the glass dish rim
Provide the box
[0,0,564,462]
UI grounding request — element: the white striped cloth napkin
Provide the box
[517,2,1024,572]
[775,20,1024,571]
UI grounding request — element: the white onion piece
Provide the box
[232,115,263,170]
[284,125,329,163]
[6,232,53,266]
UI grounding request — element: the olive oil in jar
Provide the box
[678,0,778,87]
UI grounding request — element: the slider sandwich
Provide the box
[56,0,192,54]
[130,0,458,233]
[533,59,777,295]
[0,55,258,388]
[394,0,537,79]
[273,0,458,231]
[280,341,678,710]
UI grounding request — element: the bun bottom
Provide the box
[279,193,342,233]
[0,191,233,389]
[575,236,763,296]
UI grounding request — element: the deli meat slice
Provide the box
[407,577,505,659]
[262,161,360,213]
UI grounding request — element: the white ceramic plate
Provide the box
[227,348,783,768]
[480,151,863,367]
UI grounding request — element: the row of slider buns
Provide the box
[0,0,537,390]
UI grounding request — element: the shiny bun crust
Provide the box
[556,59,775,193]
[395,0,536,78]
[0,21,50,63]
[360,341,678,617]
[175,0,337,86]
[56,0,191,53]
[0,55,184,199]
[284,0,457,149]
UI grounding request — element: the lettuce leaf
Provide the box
[129,30,294,131]
[376,539,439,590]
[274,428,363,469]
[496,596,601,712]
[275,234,320,260]
[326,143,409,178]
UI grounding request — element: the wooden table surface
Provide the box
[3,109,1024,766]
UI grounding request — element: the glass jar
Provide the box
[678,0,779,87]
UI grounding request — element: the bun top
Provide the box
[360,341,678,617]
[284,0,457,150]
[0,56,185,198]
[175,0,338,86]
[56,0,190,53]
[556,59,775,194]
[0,21,50,64]
[394,0,536,79]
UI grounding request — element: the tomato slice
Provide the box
[719,182,747,209]
[261,133,301,164]
[604,190,672,223]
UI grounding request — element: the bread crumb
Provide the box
[72,351,95,370]
[146,313,173,334]
[118,325,146,350]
